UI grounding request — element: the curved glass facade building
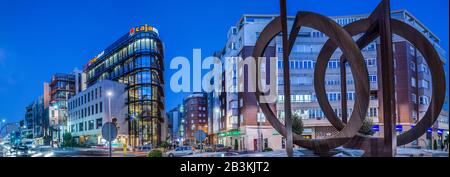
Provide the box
[84,24,164,147]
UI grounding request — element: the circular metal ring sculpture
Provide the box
[315,18,446,146]
[253,10,446,154]
[253,11,370,151]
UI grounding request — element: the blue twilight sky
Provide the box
[0,0,448,123]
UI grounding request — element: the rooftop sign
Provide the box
[129,24,159,36]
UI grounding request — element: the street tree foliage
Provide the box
[292,113,304,136]
[359,118,375,136]
[160,140,170,152]
[63,132,74,147]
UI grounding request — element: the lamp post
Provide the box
[59,125,62,148]
[0,119,5,137]
[107,91,113,157]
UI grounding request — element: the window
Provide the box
[79,122,84,132]
[290,60,295,69]
[291,94,312,103]
[369,75,377,83]
[231,116,238,124]
[277,60,283,69]
[309,109,324,119]
[368,107,378,117]
[419,64,429,74]
[278,95,285,102]
[411,77,417,87]
[412,111,418,119]
[347,92,355,101]
[363,43,376,51]
[365,58,377,67]
[257,112,266,123]
[419,96,429,105]
[411,93,417,103]
[301,60,314,69]
[89,120,94,130]
[419,80,430,89]
[327,93,341,101]
[99,102,103,113]
[327,79,340,85]
[410,61,416,71]
[264,138,269,149]
[328,60,340,69]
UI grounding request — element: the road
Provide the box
[2,144,447,157]
[0,145,148,157]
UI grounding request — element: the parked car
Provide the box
[137,144,153,152]
[165,146,194,157]
[204,145,214,152]
[214,144,228,152]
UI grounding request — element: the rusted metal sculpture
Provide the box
[253,0,446,156]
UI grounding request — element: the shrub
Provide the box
[263,148,273,152]
[147,149,163,157]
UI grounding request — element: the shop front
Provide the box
[218,130,242,150]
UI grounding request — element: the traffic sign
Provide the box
[194,130,207,142]
[102,122,118,142]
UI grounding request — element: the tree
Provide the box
[292,113,304,136]
[433,140,438,150]
[359,118,375,136]
[62,132,73,147]
[160,141,170,152]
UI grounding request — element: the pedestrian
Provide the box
[445,138,449,152]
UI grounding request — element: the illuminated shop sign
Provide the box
[129,24,159,36]
[437,129,443,135]
[372,125,380,132]
[303,128,313,134]
[86,51,105,67]
[218,130,241,137]
[396,125,403,132]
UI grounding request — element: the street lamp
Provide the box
[107,90,113,157]
[0,119,5,137]
[107,91,113,122]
